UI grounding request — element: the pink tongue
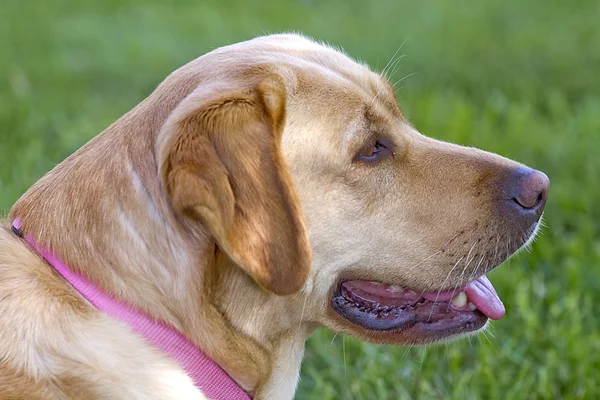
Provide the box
[420,276,505,320]
[463,276,505,320]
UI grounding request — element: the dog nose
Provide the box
[509,168,549,213]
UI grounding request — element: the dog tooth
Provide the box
[450,291,467,307]
[388,285,404,292]
[468,302,477,311]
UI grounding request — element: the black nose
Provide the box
[509,168,550,214]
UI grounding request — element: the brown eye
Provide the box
[354,136,394,163]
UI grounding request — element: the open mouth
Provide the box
[331,276,504,339]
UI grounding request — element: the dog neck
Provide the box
[9,117,311,398]
[212,256,315,398]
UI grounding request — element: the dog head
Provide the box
[157,34,548,345]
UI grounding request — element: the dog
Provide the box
[0,34,549,399]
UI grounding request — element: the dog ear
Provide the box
[157,75,311,295]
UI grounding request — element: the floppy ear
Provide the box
[157,75,311,295]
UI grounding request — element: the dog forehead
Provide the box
[209,34,392,98]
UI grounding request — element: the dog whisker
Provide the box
[380,37,409,78]
[415,231,464,294]
[465,241,478,267]
[480,327,493,345]
[408,249,443,271]
[486,324,496,339]
[388,55,407,82]
[457,241,479,285]
[369,90,383,109]
[426,255,465,321]
[391,71,418,89]
[493,234,500,266]
[469,252,486,284]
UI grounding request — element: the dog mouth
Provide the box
[330,276,504,340]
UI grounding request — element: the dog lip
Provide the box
[338,275,504,320]
[331,287,488,335]
[330,275,502,337]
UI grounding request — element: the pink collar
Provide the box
[12,219,251,400]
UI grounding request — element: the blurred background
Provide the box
[1,0,599,398]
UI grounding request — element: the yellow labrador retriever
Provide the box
[0,34,549,399]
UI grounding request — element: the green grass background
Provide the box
[1,0,599,398]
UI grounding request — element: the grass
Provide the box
[1,0,599,398]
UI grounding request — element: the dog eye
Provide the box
[354,136,394,163]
